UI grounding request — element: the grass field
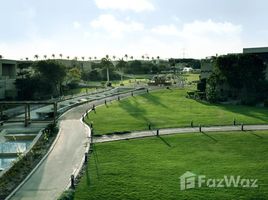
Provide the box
[86,89,268,135]
[74,131,268,200]
[182,73,200,83]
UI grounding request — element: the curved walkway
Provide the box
[94,124,268,143]
[9,91,140,200]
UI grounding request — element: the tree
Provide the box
[52,54,55,59]
[81,56,85,61]
[34,60,66,96]
[15,76,40,100]
[34,55,39,60]
[142,55,144,60]
[206,72,221,102]
[100,57,114,84]
[59,54,63,59]
[206,54,267,104]
[0,55,3,59]
[124,54,128,61]
[67,56,70,60]
[65,67,81,85]
[116,59,127,83]
[44,55,47,60]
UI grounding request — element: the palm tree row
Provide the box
[23,54,161,61]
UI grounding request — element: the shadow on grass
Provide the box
[201,131,218,142]
[157,136,172,147]
[118,97,152,125]
[86,166,90,186]
[245,131,263,139]
[196,99,268,123]
[138,93,168,109]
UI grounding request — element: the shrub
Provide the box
[264,99,268,107]
[58,189,75,200]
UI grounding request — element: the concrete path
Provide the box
[10,107,91,200]
[9,89,147,200]
[94,124,268,143]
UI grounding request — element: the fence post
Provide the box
[84,152,88,164]
[71,174,75,189]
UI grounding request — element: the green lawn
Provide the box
[86,89,268,135]
[183,73,200,82]
[75,131,268,200]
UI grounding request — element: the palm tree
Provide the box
[116,59,127,84]
[124,54,128,61]
[113,55,116,60]
[34,55,39,60]
[157,56,160,60]
[0,55,3,59]
[74,56,78,60]
[44,55,47,60]
[89,57,92,61]
[100,57,113,85]
[25,57,29,61]
[52,54,55,59]
[67,56,70,60]
[59,54,63,59]
[81,56,85,61]
[142,55,144,60]
[130,56,134,60]
[94,56,97,60]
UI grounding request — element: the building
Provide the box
[182,67,193,73]
[200,57,215,80]
[200,47,268,81]
[243,47,268,80]
[0,59,17,99]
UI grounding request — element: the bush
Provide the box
[58,189,75,200]
[264,100,268,107]
[67,82,79,89]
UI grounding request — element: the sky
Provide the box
[0,0,268,60]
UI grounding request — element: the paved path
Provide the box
[94,124,268,143]
[9,89,147,200]
[10,106,91,200]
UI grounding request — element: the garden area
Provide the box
[75,131,268,200]
[85,89,268,135]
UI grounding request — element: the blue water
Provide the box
[0,141,32,170]
[0,158,16,170]
[0,141,32,153]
